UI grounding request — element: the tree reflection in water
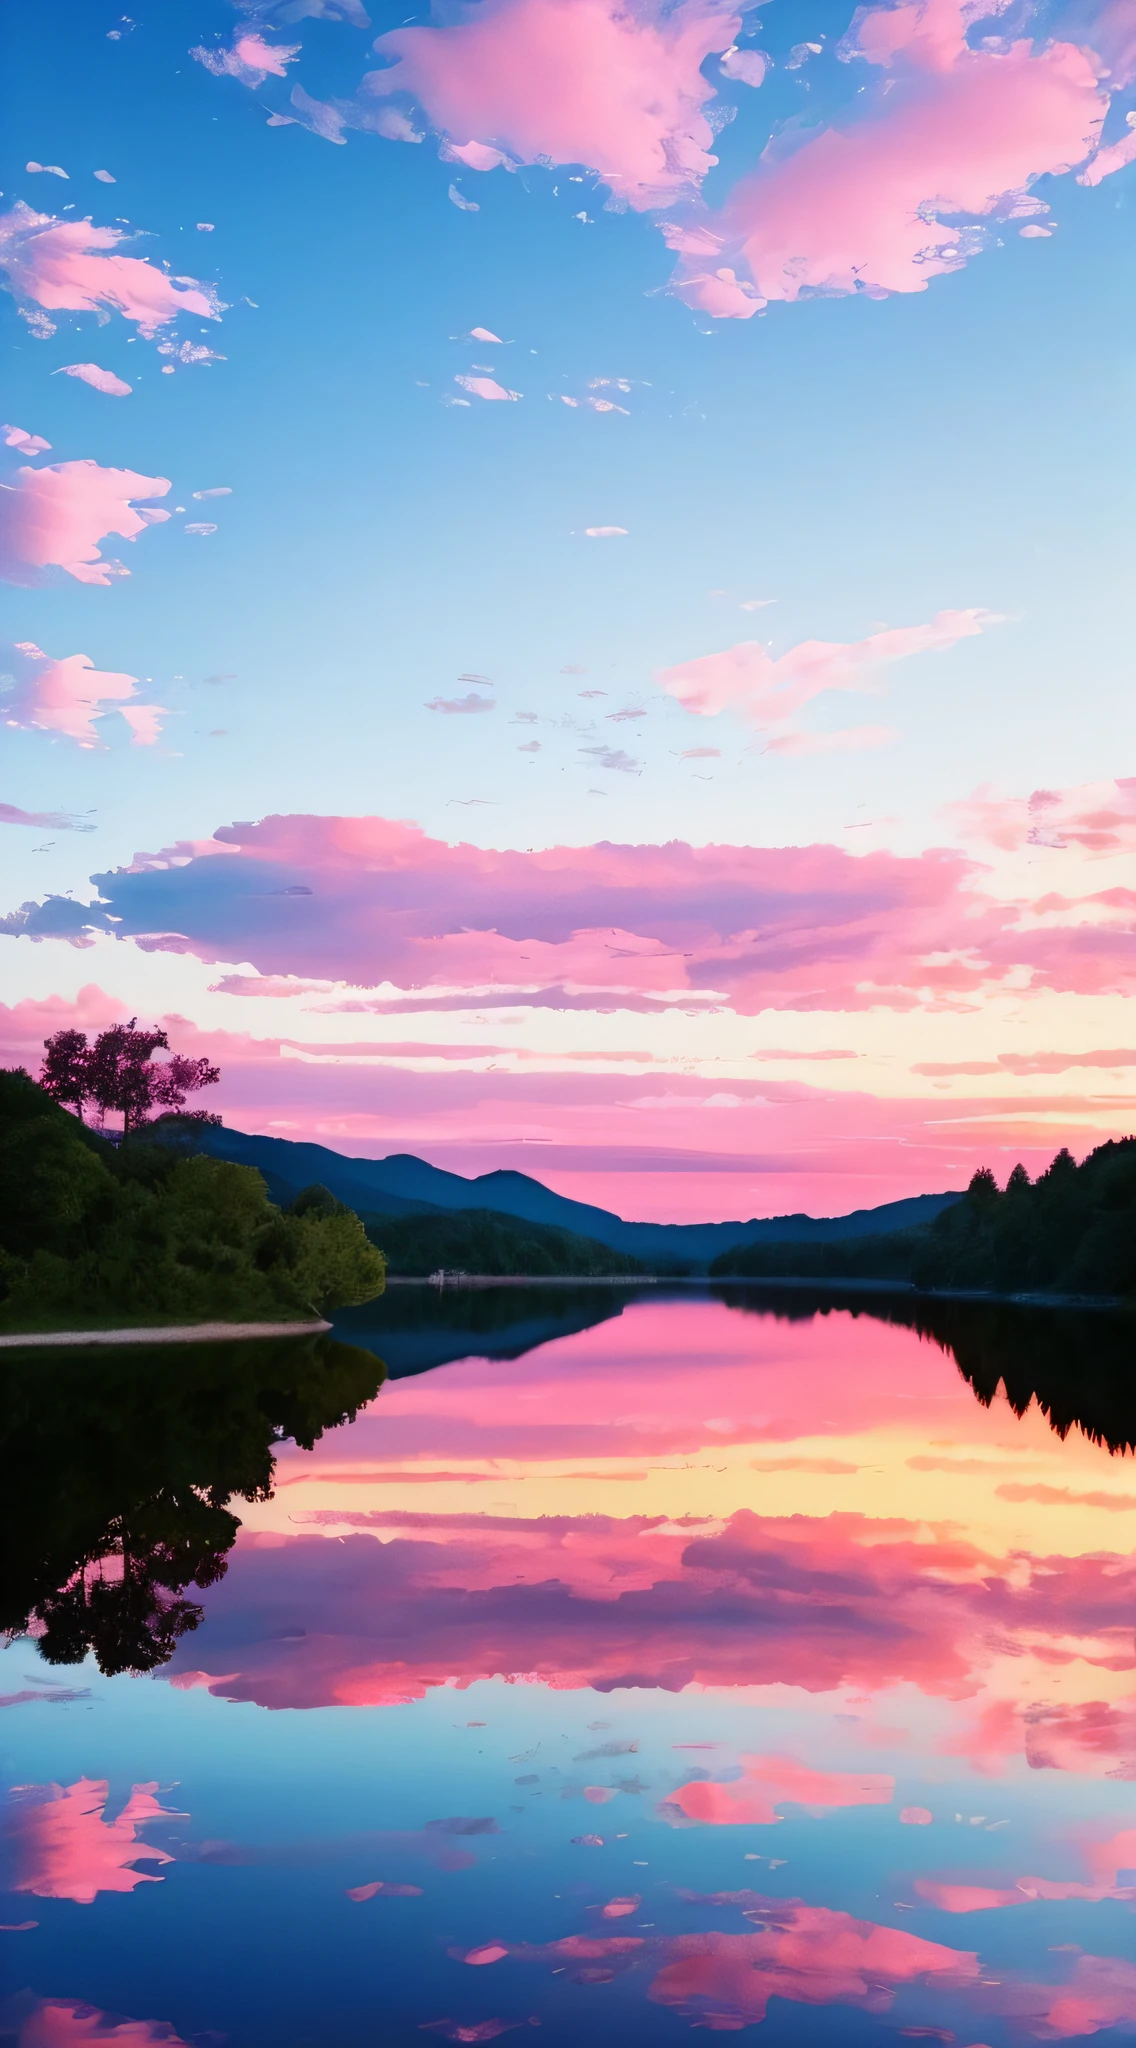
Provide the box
[4,1289,1133,1685]
[715,1286,1136,1453]
[0,1333,384,1676]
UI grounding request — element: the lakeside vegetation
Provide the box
[5,1021,1132,1311]
[710,1139,1136,1299]
[361,1205,644,1278]
[0,1070,385,1332]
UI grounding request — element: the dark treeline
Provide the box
[363,1205,644,1278]
[0,1332,385,1675]
[0,1072,385,1330]
[711,1139,1136,1299]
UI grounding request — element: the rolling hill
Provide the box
[175,1121,962,1271]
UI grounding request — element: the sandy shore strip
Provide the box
[0,1319,331,1350]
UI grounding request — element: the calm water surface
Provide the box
[3,1289,1135,2048]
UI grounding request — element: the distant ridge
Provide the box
[183,1123,963,1270]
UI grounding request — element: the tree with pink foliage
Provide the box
[40,1022,220,1134]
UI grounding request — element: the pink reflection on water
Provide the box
[17,2001,187,2048]
[6,1779,183,1904]
[667,1754,894,1825]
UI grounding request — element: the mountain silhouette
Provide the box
[181,1122,961,1270]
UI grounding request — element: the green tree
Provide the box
[38,1028,93,1120]
[281,1185,388,1313]
[0,1075,386,1331]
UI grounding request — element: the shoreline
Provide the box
[0,1318,332,1351]
[381,1275,1127,1310]
[708,1275,1127,1311]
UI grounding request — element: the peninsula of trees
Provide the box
[0,1062,385,1333]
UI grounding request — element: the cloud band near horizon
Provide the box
[3,796,1132,1015]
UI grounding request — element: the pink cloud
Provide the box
[656,608,995,738]
[0,458,171,585]
[1086,0,1136,85]
[155,1417,1136,1707]
[4,423,51,455]
[0,989,129,1066]
[192,33,300,87]
[667,0,1110,317]
[15,798,1136,1013]
[0,201,223,337]
[1016,1953,1136,2038]
[916,1048,1136,1075]
[365,0,742,208]
[668,1754,894,1825]
[2,638,142,744]
[998,1481,1136,1509]
[119,701,168,746]
[646,1907,979,2028]
[454,375,520,401]
[6,1779,180,1904]
[913,1881,1039,1912]
[914,1860,1136,1910]
[765,723,897,756]
[345,1878,424,1898]
[6,983,1132,1223]
[947,777,1136,855]
[719,43,767,86]
[425,690,498,713]
[420,2026,524,2043]
[1085,1825,1136,1887]
[16,1999,190,2048]
[154,1508,985,1706]
[1024,1699,1136,1777]
[0,803,96,830]
[55,362,132,396]
[444,140,517,172]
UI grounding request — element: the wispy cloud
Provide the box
[0,460,172,589]
[0,801,97,831]
[191,32,300,88]
[657,608,996,742]
[55,363,132,396]
[425,691,497,713]
[0,639,153,745]
[0,458,171,586]
[0,202,223,338]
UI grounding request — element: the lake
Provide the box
[3,1286,1135,2048]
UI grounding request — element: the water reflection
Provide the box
[716,1286,1136,1453]
[3,1292,1135,2048]
[0,1333,384,1676]
[341,1281,1136,1452]
[335,1280,641,1378]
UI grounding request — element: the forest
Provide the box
[362,1205,644,1278]
[0,1068,385,1331]
[711,1139,1136,1300]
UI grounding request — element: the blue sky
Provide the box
[2,0,1134,1216]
